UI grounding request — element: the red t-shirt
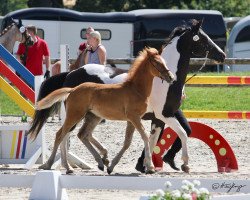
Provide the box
[78,42,87,51]
[17,36,50,75]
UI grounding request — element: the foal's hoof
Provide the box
[145,169,155,174]
[98,165,104,171]
[181,164,190,173]
[66,169,74,175]
[38,163,50,170]
[107,167,113,175]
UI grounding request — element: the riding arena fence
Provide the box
[0,44,250,199]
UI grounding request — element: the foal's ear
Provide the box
[158,46,163,55]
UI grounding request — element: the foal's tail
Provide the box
[36,88,73,110]
[28,72,68,140]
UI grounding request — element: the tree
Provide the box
[0,0,27,15]
[73,0,250,17]
[27,0,63,8]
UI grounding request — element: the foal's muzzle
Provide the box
[161,71,174,83]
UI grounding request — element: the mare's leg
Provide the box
[107,121,135,174]
[162,109,191,172]
[158,116,189,172]
[135,118,165,173]
[130,117,155,174]
[77,113,106,171]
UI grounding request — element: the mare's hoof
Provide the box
[98,165,104,171]
[107,167,113,175]
[102,158,110,167]
[181,164,190,173]
[66,169,74,175]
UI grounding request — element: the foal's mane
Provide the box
[0,23,16,37]
[125,47,158,82]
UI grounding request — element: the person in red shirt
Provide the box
[78,26,94,55]
[16,25,51,78]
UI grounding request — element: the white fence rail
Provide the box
[0,171,249,200]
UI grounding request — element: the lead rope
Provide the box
[185,51,209,84]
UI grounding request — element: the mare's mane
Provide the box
[125,48,158,83]
[162,19,200,49]
[0,23,16,37]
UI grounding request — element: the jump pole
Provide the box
[0,44,46,168]
[152,121,239,173]
[56,44,92,170]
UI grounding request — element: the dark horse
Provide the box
[29,20,225,173]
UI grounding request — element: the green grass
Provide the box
[181,86,250,111]
[0,72,250,115]
[0,90,23,115]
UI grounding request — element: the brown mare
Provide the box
[34,47,174,174]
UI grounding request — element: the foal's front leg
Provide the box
[130,118,155,174]
[107,121,135,174]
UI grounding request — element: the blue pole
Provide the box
[0,44,34,88]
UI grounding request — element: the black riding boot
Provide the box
[135,150,145,173]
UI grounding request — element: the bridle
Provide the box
[17,25,33,46]
[185,50,209,84]
[149,56,170,77]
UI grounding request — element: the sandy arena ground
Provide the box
[0,116,249,199]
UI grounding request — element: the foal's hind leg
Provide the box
[39,127,63,170]
[107,121,135,174]
[83,113,109,166]
[78,113,106,171]
[60,133,76,172]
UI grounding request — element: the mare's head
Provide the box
[143,47,174,83]
[178,20,225,62]
[0,19,33,52]
[14,19,34,46]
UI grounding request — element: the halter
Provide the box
[185,50,209,84]
[148,56,170,78]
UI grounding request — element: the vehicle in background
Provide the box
[1,8,227,71]
[224,17,242,34]
[227,15,250,72]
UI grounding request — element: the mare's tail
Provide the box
[28,72,69,139]
[36,87,73,110]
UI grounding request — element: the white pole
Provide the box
[59,44,69,123]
